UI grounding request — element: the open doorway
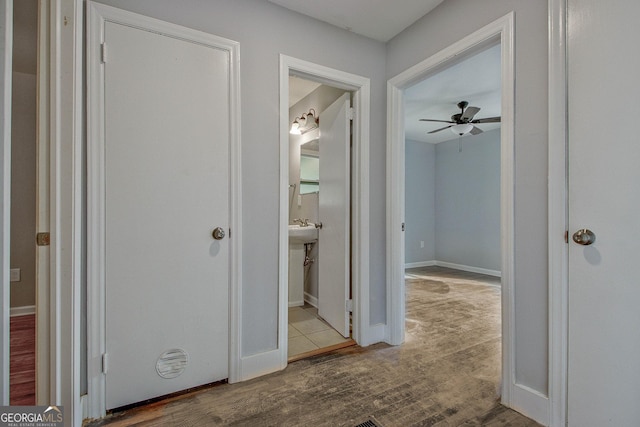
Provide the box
[9,0,38,406]
[386,13,516,405]
[403,41,502,399]
[278,55,372,367]
[286,76,355,360]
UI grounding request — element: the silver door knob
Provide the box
[572,228,595,245]
[212,227,226,240]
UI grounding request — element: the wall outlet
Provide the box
[10,268,21,282]
[420,241,425,248]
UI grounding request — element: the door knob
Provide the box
[212,227,226,240]
[572,228,595,246]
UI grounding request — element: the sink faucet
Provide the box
[293,218,310,226]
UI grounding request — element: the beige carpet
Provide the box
[88,267,541,427]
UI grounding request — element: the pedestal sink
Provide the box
[288,224,318,307]
[288,224,318,244]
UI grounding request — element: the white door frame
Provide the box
[0,0,13,406]
[386,10,517,411]
[86,3,242,420]
[35,0,52,404]
[49,0,83,423]
[278,55,371,366]
[547,1,568,426]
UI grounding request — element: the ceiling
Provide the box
[267,0,444,42]
[289,75,321,107]
[404,43,501,144]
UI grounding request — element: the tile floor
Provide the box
[288,304,351,358]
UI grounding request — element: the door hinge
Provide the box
[101,43,107,63]
[36,232,50,246]
[346,299,353,313]
[349,107,355,121]
[102,353,108,374]
[564,230,569,244]
[401,222,405,232]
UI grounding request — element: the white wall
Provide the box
[404,140,435,263]
[94,0,388,356]
[435,130,501,271]
[388,0,549,395]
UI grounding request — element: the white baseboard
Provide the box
[509,383,550,426]
[435,261,501,277]
[362,323,386,347]
[303,292,318,307]
[10,305,35,317]
[405,260,501,278]
[404,260,436,269]
[237,349,283,383]
[288,300,304,308]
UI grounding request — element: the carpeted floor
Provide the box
[87,267,540,426]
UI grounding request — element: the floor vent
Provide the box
[354,418,383,427]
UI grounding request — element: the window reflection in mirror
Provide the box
[300,154,319,194]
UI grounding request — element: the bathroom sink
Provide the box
[288,224,318,244]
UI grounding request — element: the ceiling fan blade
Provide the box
[461,106,480,121]
[471,116,501,124]
[470,126,483,135]
[419,119,455,124]
[428,125,453,134]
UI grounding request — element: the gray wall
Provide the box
[10,0,38,309]
[435,130,501,271]
[404,140,435,263]
[388,0,549,394]
[10,71,36,308]
[94,0,388,356]
[405,131,500,272]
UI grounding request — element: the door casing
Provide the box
[86,3,242,419]
[385,10,523,420]
[547,0,568,426]
[0,0,12,406]
[278,55,372,368]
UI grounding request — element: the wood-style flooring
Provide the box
[10,313,36,406]
[86,267,540,426]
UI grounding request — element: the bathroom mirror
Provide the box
[299,149,319,194]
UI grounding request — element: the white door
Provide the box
[102,20,230,409]
[318,93,350,337]
[567,1,640,425]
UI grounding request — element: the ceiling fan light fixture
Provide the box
[451,123,473,136]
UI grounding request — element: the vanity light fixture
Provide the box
[290,109,318,135]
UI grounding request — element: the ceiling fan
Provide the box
[419,101,501,136]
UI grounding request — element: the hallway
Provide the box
[88,267,539,426]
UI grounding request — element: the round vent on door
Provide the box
[156,348,189,379]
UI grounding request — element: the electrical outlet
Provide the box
[10,268,21,282]
[420,241,425,248]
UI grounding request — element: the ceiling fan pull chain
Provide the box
[459,136,462,153]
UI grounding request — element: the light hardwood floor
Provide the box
[87,267,540,426]
[10,313,36,405]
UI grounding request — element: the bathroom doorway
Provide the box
[287,78,354,360]
[278,55,372,366]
